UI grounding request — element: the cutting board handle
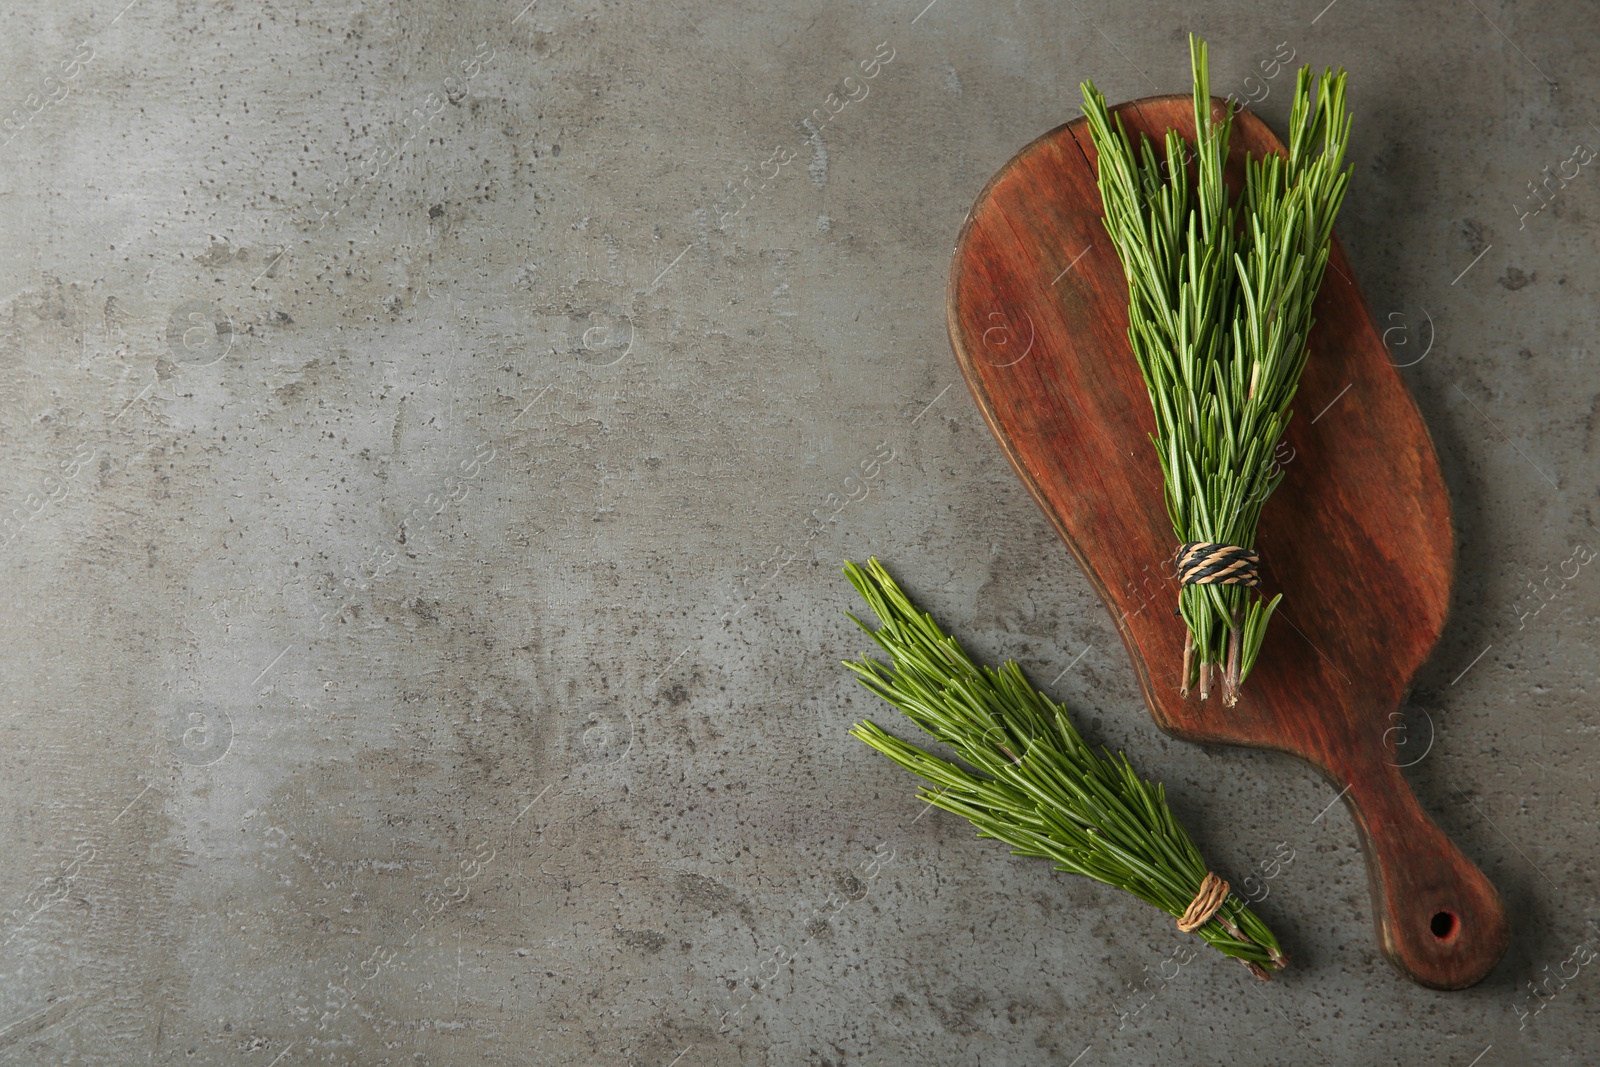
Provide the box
[1333,743,1510,989]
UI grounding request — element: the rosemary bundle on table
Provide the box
[1078,36,1352,704]
[844,558,1286,977]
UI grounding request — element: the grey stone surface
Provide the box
[0,0,1596,1063]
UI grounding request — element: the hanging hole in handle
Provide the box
[1430,910,1458,941]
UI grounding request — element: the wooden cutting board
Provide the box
[947,94,1509,990]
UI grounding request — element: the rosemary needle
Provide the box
[1078,35,1352,704]
[843,557,1286,976]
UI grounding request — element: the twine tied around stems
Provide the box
[1177,871,1230,933]
[1176,542,1260,588]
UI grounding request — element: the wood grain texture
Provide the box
[947,95,1509,990]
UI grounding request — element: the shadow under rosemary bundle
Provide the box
[1078,35,1353,705]
[843,558,1286,978]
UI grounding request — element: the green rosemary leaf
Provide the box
[1079,35,1352,704]
[844,558,1287,976]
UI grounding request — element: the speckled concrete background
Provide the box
[0,0,1595,1063]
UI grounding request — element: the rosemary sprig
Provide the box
[1078,35,1352,704]
[843,558,1286,977]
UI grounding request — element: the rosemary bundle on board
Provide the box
[1078,36,1352,704]
[843,558,1286,977]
